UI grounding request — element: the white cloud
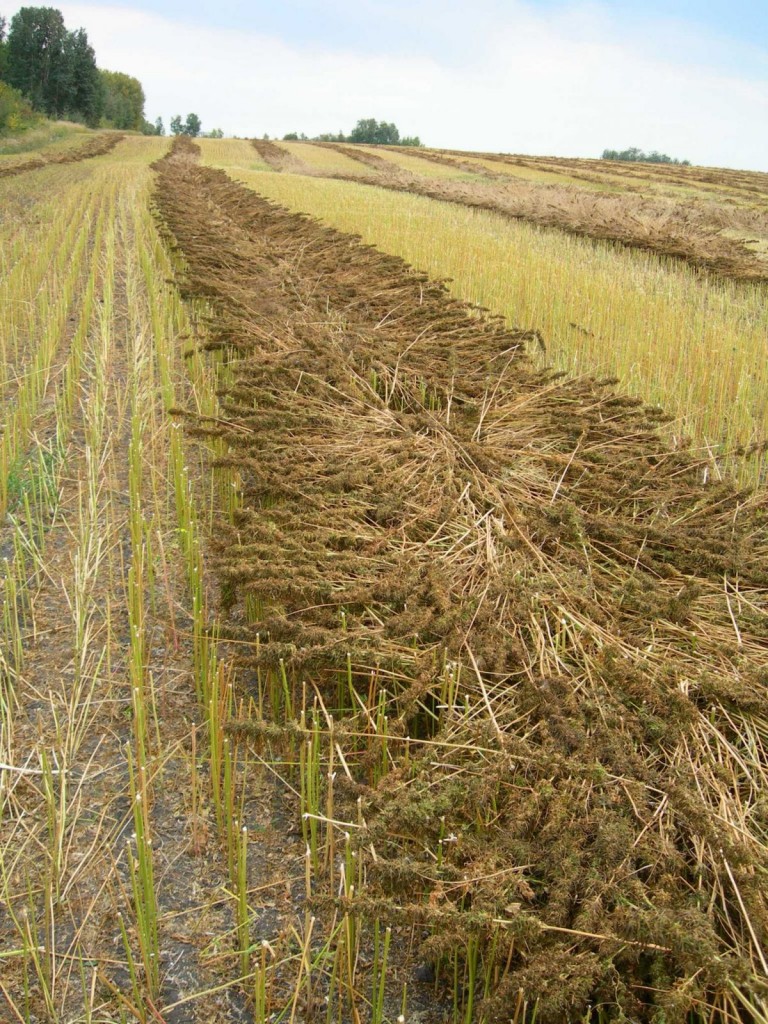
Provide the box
[7,2,768,168]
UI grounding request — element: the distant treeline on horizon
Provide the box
[283,118,422,147]
[601,146,691,165]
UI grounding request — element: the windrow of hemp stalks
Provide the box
[152,136,768,1023]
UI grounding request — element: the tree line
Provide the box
[284,118,422,146]
[0,6,156,133]
[601,146,691,166]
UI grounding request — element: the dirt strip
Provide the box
[154,139,768,1023]
[0,132,126,180]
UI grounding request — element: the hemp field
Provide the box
[0,132,766,1024]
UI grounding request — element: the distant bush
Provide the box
[601,147,690,166]
[0,80,39,134]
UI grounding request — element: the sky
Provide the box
[4,0,767,168]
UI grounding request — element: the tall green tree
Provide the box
[169,113,201,137]
[63,27,100,125]
[348,118,400,145]
[0,16,8,80]
[99,69,144,129]
[6,7,70,116]
[183,112,201,137]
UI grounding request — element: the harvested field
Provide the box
[151,138,768,1023]
[253,138,365,174]
[0,131,125,179]
[361,144,477,179]
[380,144,507,178]
[313,141,404,173]
[325,168,768,283]
[2,127,766,1022]
[519,155,768,200]
[251,136,311,172]
[226,169,768,479]
[258,140,768,283]
[198,136,271,170]
[432,150,768,202]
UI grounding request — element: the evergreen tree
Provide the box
[2,7,150,131]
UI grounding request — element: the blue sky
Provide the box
[5,1,766,167]
[53,0,768,57]
[51,0,768,73]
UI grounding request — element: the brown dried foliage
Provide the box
[152,138,768,1022]
[328,167,768,282]
[312,141,401,173]
[0,131,125,179]
[251,136,313,173]
[266,139,768,282]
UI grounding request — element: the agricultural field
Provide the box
[0,121,91,161]
[1,131,767,1024]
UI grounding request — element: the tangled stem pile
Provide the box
[154,138,768,1022]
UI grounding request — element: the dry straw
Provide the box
[152,138,768,1023]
